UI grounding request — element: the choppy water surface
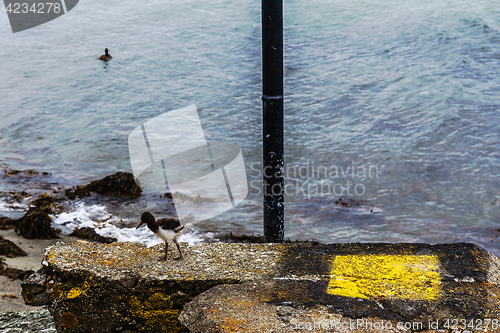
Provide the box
[1,0,500,255]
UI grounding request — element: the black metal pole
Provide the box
[262,0,284,242]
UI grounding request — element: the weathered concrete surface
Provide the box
[22,241,279,332]
[22,241,500,332]
[0,308,55,332]
[180,242,500,332]
[179,280,412,333]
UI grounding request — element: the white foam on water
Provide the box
[0,198,30,212]
[51,202,204,247]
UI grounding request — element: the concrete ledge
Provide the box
[21,241,500,332]
[179,280,412,333]
[22,241,280,332]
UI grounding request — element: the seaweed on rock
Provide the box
[65,172,141,199]
[16,207,60,239]
[0,235,27,257]
[70,227,117,244]
[0,239,33,281]
[0,216,17,230]
[2,167,50,178]
[30,192,63,214]
[0,267,34,281]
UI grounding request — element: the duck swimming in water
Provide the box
[98,48,112,61]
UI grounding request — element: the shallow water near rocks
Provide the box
[1,0,500,256]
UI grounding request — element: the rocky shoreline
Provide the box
[2,169,500,332]
[0,170,143,315]
[0,229,79,313]
[13,241,500,333]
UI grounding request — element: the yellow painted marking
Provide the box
[327,254,442,300]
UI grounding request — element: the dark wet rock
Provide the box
[160,192,173,199]
[334,197,364,208]
[0,192,63,231]
[29,192,63,214]
[65,172,141,199]
[69,227,116,244]
[0,216,17,230]
[0,242,34,280]
[2,167,51,178]
[82,171,141,198]
[16,207,60,239]
[63,185,90,200]
[0,308,56,332]
[1,267,34,281]
[0,235,27,257]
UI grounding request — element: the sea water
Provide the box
[1,0,500,255]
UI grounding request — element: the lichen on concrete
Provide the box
[129,292,184,332]
[179,280,412,333]
[20,241,500,332]
[24,240,281,332]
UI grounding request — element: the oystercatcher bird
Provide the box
[136,212,186,260]
[98,48,112,61]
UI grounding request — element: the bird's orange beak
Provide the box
[136,221,145,229]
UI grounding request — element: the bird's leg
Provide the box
[158,241,168,261]
[173,239,183,260]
